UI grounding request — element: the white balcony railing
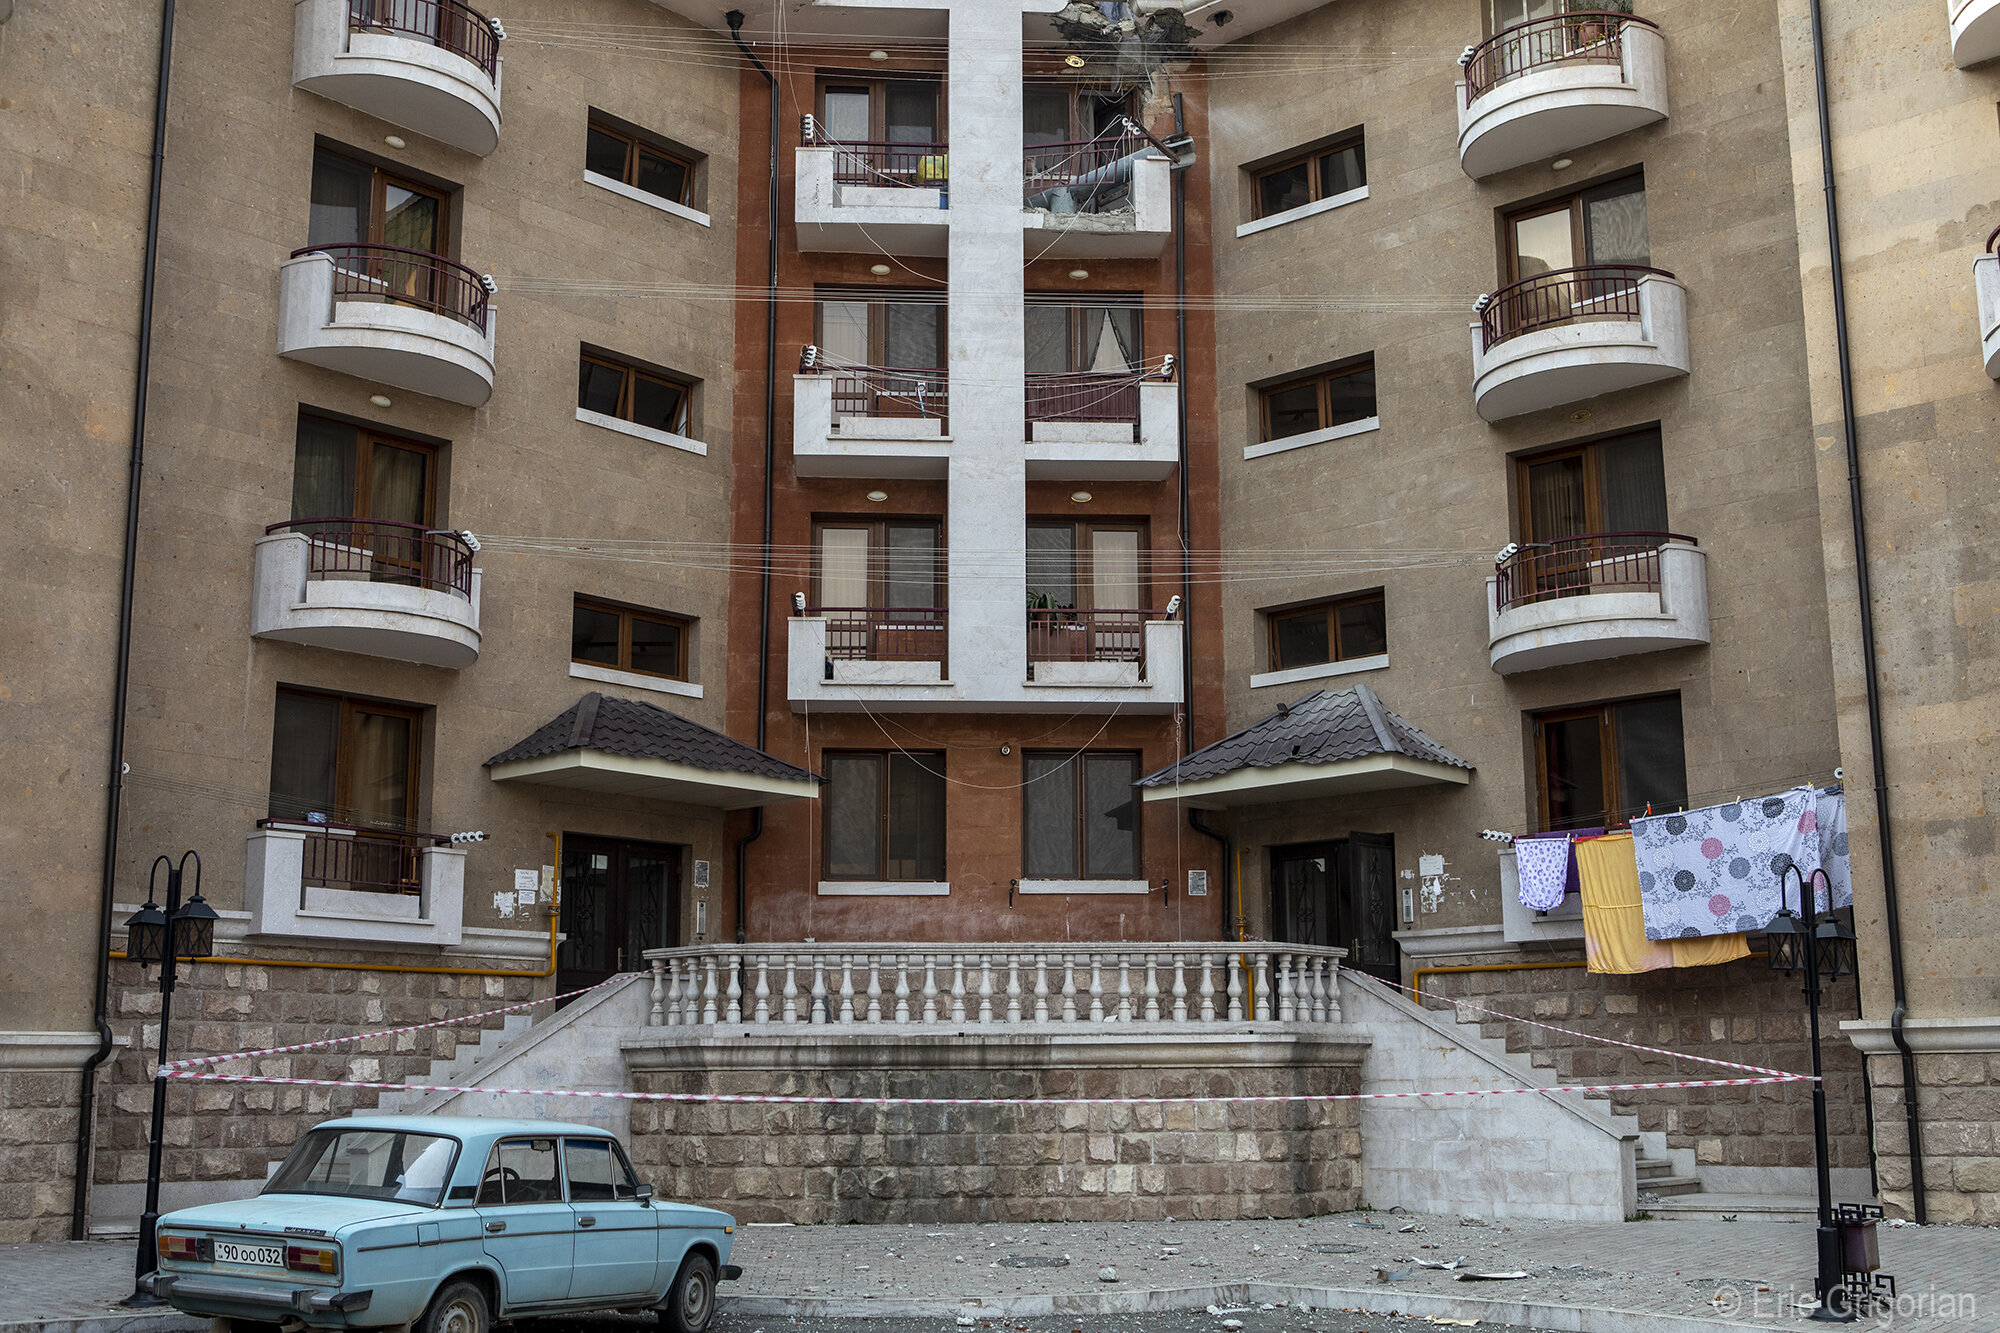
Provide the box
[293,0,503,156]
[642,941,1348,1029]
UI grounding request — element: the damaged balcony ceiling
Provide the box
[654,1,1332,49]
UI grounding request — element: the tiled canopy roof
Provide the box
[484,693,817,783]
[1137,683,1472,788]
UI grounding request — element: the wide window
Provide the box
[309,146,451,256]
[815,290,944,377]
[1025,296,1144,376]
[813,520,944,660]
[823,752,946,881]
[578,352,691,436]
[1024,83,1135,148]
[292,414,436,527]
[1260,358,1376,442]
[571,597,690,681]
[1023,751,1141,879]
[1252,131,1366,220]
[1518,427,1667,543]
[584,118,693,206]
[1267,590,1387,672]
[1505,173,1648,282]
[820,77,943,145]
[1534,694,1687,832]
[269,688,422,832]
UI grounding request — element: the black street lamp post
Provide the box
[1765,864,1860,1323]
[119,851,217,1308]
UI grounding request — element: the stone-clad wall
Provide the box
[626,1034,1367,1224]
[1864,1055,2000,1227]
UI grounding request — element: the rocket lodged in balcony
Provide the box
[293,0,504,156]
[1022,133,1175,259]
[1976,228,2000,379]
[1953,0,2000,66]
[1456,10,1667,179]
[279,244,497,406]
[1470,265,1688,421]
[1485,532,1708,674]
[252,519,482,668]
[795,117,949,257]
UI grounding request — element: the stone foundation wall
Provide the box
[0,1069,83,1242]
[626,1032,1367,1224]
[1864,1051,2000,1225]
[1423,956,1871,1179]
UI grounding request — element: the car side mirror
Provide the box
[635,1184,654,1204]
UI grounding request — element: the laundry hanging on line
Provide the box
[1630,785,1826,940]
[1511,827,1604,912]
[1575,832,1750,975]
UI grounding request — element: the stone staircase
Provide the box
[374,1011,536,1114]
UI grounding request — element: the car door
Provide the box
[473,1137,575,1308]
[563,1137,660,1301]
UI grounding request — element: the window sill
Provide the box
[1017,879,1152,895]
[584,170,712,228]
[817,880,950,896]
[1243,415,1380,460]
[1249,653,1389,690]
[569,661,702,699]
[576,406,706,456]
[1235,184,1369,239]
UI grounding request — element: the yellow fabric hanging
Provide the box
[1575,832,1750,973]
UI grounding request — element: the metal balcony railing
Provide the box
[1024,370,1141,425]
[292,242,491,334]
[1023,134,1150,211]
[1478,263,1673,351]
[801,116,948,187]
[258,817,449,895]
[348,0,501,79]
[800,348,948,422]
[1462,9,1655,105]
[1493,531,1695,612]
[267,518,475,599]
[1026,607,1151,665]
[809,606,948,663]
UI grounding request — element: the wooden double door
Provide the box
[1270,833,1398,984]
[557,835,683,992]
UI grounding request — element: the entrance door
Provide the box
[1270,842,1340,948]
[1339,832,1400,984]
[558,836,682,992]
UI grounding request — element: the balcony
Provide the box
[245,819,465,947]
[293,0,503,156]
[1022,135,1172,259]
[252,519,482,668]
[1953,0,2000,66]
[1027,608,1176,690]
[1978,229,2000,378]
[1025,368,1180,481]
[1471,265,1688,421]
[279,244,497,406]
[794,119,948,256]
[1457,12,1667,179]
[1485,532,1708,674]
[792,353,950,478]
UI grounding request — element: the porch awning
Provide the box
[484,693,818,810]
[1136,683,1472,809]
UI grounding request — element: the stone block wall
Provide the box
[1424,956,1871,1182]
[0,1070,83,1242]
[626,1033,1367,1224]
[1864,1053,2000,1225]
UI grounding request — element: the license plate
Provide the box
[214,1241,285,1268]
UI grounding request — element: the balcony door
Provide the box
[558,836,683,992]
[1027,520,1146,662]
[292,414,438,584]
[268,687,423,892]
[1500,176,1649,339]
[1516,428,1668,600]
[813,519,943,660]
[820,78,942,146]
[816,291,944,418]
[309,147,453,309]
[1270,833,1398,984]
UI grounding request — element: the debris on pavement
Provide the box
[1456,1270,1531,1281]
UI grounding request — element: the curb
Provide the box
[725,1279,1772,1333]
[0,1315,204,1333]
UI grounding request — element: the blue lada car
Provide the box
[139,1115,739,1333]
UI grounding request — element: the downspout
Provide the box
[73,0,176,1241]
[1805,0,1924,1222]
[727,10,777,946]
[1170,93,1193,750]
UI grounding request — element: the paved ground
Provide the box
[4,1212,1992,1333]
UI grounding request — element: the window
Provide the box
[1267,590,1387,672]
[269,688,422,831]
[1534,694,1687,832]
[563,1137,640,1203]
[815,289,944,376]
[1518,427,1667,543]
[1259,358,1376,442]
[1024,83,1135,148]
[578,352,691,436]
[813,519,942,611]
[475,1137,562,1206]
[819,77,944,145]
[291,414,437,526]
[1505,173,1648,282]
[823,752,945,881]
[1027,520,1146,613]
[571,597,690,681]
[1252,131,1366,220]
[309,146,451,256]
[1023,751,1140,879]
[585,118,693,206]
[1025,296,1143,376]
[1490,0,1621,32]
[1024,84,1139,212]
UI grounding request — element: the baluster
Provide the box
[1171,953,1188,1023]
[682,958,700,1024]
[1253,950,1273,1021]
[866,956,883,1021]
[1195,953,1215,1021]
[1061,955,1078,1022]
[894,956,911,1022]
[1300,955,1318,1023]
[978,955,995,1023]
[1277,952,1295,1022]
[922,955,939,1023]
[725,956,744,1023]
[702,956,720,1025]
[1034,955,1050,1021]
[839,955,857,1023]
[1323,957,1342,1022]
[1006,957,1023,1023]
[1117,957,1133,1021]
[649,958,666,1027]
[1143,954,1161,1021]
[1088,956,1105,1022]
[950,955,967,1022]
[753,955,771,1023]
[781,955,800,1023]
[1226,951,1243,1021]
[810,954,828,1025]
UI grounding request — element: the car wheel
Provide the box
[418,1280,490,1333]
[662,1254,717,1333]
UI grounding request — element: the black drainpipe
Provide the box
[727,10,777,946]
[1171,93,1193,748]
[72,0,176,1241]
[1805,0,1924,1221]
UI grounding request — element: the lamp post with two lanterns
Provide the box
[118,851,218,1308]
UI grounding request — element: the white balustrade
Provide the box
[643,942,1348,1029]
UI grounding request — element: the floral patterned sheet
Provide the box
[1631,785,1836,939]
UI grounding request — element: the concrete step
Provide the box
[1634,1157,1677,1179]
[1647,1192,1833,1223]
[1641,1174,1705,1196]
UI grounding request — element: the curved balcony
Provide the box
[1953,0,2000,67]
[795,119,948,256]
[278,244,496,406]
[252,519,482,668]
[793,352,950,478]
[1471,265,1688,421]
[1457,12,1667,178]
[1977,229,2000,379]
[293,0,503,156]
[1485,533,1707,674]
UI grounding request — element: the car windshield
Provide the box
[265,1129,459,1206]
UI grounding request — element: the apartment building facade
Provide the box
[3,0,1997,1240]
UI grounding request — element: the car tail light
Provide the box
[286,1245,339,1275]
[158,1234,208,1263]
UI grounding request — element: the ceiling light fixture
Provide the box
[869,49,889,61]
[1069,268,1089,280]
[867,490,889,503]
[1070,490,1092,504]
[385,135,407,150]
[1551,157,1573,170]
[369,394,393,408]
[1569,408,1592,423]
[870,263,892,275]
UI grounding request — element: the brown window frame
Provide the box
[1514,426,1667,543]
[292,414,440,525]
[1024,293,1145,374]
[309,146,454,256]
[570,596,692,682]
[1023,82,1137,145]
[815,75,947,143]
[1025,518,1150,613]
[1501,171,1647,284]
[1257,358,1377,442]
[577,352,692,436]
[820,749,947,882]
[1531,693,1688,833]
[584,118,695,206]
[1265,589,1387,673]
[1250,130,1367,220]
[1020,749,1143,880]
[268,686,424,829]
[810,517,945,610]
[813,288,947,369]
